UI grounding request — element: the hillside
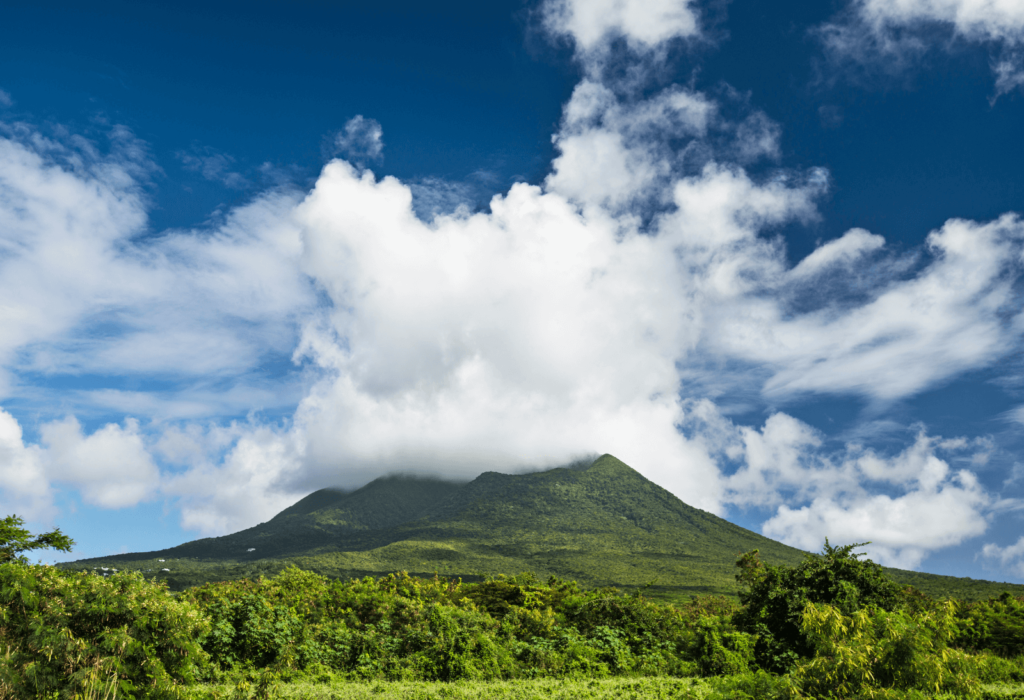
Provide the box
[67,454,1024,601]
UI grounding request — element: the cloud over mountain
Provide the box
[0,0,1022,575]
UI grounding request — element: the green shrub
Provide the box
[956,592,1024,658]
[691,616,752,677]
[792,601,980,698]
[733,540,905,673]
[0,563,210,699]
[179,567,715,681]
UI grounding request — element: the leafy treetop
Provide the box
[0,514,75,564]
[733,538,905,673]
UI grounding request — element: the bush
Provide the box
[733,540,905,673]
[691,616,753,677]
[956,592,1024,658]
[0,563,210,699]
[792,601,981,698]
[180,567,718,681]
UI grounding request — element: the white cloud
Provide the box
[0,408,52,521]
[981,536,1024,578]
[330,115,383,162]
[994,51,1024,93]
[289,159,736,510]
[546,80,714,212]
[765,477,989,570]
[731,112,782,164]
[716,416,994,569]
[543,0,700,54]
[1,15,1023,566]
[0,90,12,108]
[40,416,159,509]
[821,0,1024,95]
[710,214,1024,403]
[788,228,885,281]
[161,424,305,535]
[855,0,1024,42]
[0,126,315,393]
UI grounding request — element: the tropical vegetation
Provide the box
[8,455,1024,698]
[5,532,1024,698]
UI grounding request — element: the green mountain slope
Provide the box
[67,454,1024,601]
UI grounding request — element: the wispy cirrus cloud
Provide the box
[819,0,1024,96]
[177,145,250,189]
[0,123,316,521]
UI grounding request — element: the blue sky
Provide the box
[3,0,1024,581]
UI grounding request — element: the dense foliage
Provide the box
[734,540,905,672]
[0,563,209,699]
[956,592,1024,658]
[8,524,1024,698]
[178,568,748,682]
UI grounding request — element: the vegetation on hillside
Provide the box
[13,455,1024,698]
[63,455,1024,602]
[7,522,1024,699]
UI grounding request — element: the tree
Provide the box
[0,514,75,564]
[733,539,904,673]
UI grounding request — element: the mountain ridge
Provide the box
[66,454,1024,601]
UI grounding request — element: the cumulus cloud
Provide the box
[287,159,733,509]
[546,80,715,212]
[820,0,1024,95]
[981,536,1024,578]
[161,423,306,536]
[329,115,384,162]
[765,478,989,570]
[710,414,994,568]
[543,0,701,54]
[40,416,160,509]
[0,408,52,521]
[1,0,1023,565]
[1,407,166,521]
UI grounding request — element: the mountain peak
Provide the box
[66,454,1023,602]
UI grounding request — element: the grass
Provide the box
[187,677,769,700]
[184,677,1024,700]
[188,677,712,700]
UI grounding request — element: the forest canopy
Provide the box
[3,533,1024,699]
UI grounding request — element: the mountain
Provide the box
[67,455,1024,601]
